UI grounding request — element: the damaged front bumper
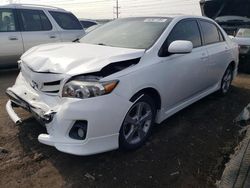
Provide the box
[6,89,55,124]
[5,72,132,155]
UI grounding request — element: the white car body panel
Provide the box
[6,15,239,155]
[22,43,145,75]
[233,37,250,46]
[231,28,250,56]
[232,37,250,56]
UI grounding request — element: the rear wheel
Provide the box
[119,95,156,150]
[219,66,233,95]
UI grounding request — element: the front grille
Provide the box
[41,80,61,93]
[21,63,63,95]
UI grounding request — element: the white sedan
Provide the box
[6,15,239,155]
[232,28,250,58]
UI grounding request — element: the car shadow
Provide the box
[239,58,250,74]
[17,85,250,188]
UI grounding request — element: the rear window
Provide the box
[49,11,82,30]
[19,9,52,31]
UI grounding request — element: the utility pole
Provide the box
[113,0,120,19]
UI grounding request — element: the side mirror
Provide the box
[228,35,235,39]
[168,40,193,54]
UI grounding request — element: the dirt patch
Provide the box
[0,71,250,188]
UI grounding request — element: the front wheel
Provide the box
[119,95,156,150]
[219,66,233,95]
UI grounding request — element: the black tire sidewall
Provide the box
[119,95,156,150]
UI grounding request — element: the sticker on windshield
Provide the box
[144,18,168,23]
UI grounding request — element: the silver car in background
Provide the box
[232,28,250,59]
[79,19,98,30]
[0,4,85,68]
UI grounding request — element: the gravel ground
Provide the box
[0,69,250,188]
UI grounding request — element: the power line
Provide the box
[47,0,114,6]
[113,0,120,19]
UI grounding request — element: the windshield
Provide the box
[236,28,250,38]
[80,17,172,49]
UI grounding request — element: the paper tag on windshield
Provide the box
[144,18,168,23]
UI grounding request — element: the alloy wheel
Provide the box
[122,101,153,145]
[222,68,233,94]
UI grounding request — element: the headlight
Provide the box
[62,80,119,99]
[239,45,250,54]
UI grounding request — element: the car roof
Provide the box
[174,14,215,21]
[112,15,215,26]
[117,15,214,22]
[0,3,66,12]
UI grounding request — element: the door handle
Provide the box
[201,56,209,61]
[8,36,18,40]
[225,46,230,52]
[201,53,209,61]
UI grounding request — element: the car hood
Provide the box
[21,43,145,75]
[215,16,250,23]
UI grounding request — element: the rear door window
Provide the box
[19,9,52,31]
[49,11,82,30]
[167,20,202,48]
[199,21,221,45]
[0,8,17,32]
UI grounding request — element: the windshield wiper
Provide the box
[97,43,107,46]
[96,43,115,47]
[73,38,80,43]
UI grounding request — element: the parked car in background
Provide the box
[95,19,111,25]
[79,19,98,30]
[6,16,238,155]
[215,16,250,36]
[200,0,250,36]
[85,24,100,33]
[232,28,250,58]
[83,19,111,33]
[0,4,85,68]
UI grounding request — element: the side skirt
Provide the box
[155,83,220,124]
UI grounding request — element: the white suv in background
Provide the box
[0,4,85,68]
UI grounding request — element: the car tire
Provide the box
[219,65,233,95]
[119,95,156,150]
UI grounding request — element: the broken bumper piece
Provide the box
[5,72,133,155]
[6,89,56,124]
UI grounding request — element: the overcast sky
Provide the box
[1,0,202,19]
